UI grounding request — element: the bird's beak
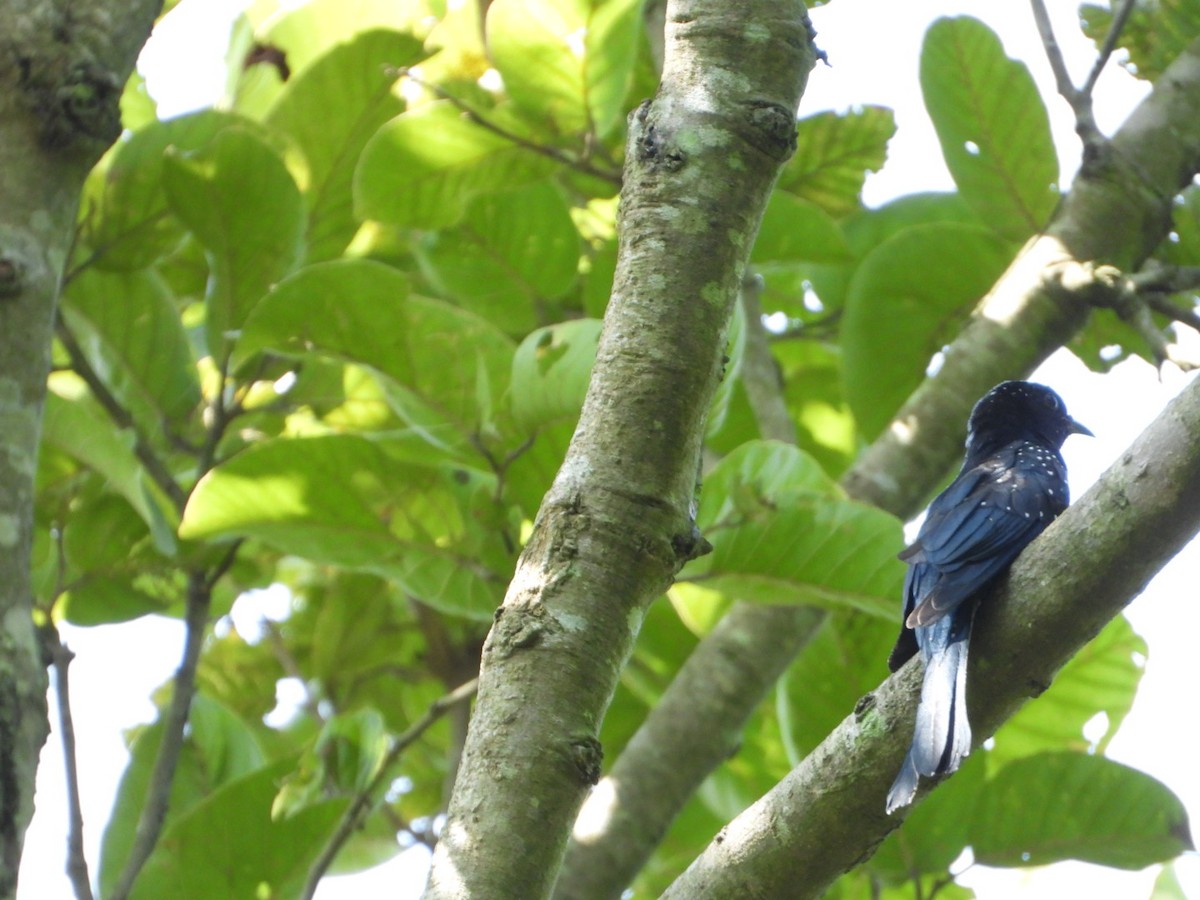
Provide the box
[1070,418,1093,437]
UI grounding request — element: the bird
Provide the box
[885,380,1091,814]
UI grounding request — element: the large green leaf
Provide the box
[777,106,896,218]
[841,221,1013,439]
[679,442,905,617]
[1081,0,1200,83]
[970,752,1192,869]
[805,192,979,316]
[163,127,306,361]
[752,192,852,265]
[239,259,516,453]
[355,102,557,229]
[266,29,426,261]
[486,0,642,139]
[41,378,177,549]
[79,110,248,270]
[99,696,266,897]
[989,613,1145,764]
[416,181,583,333]
[61,268,200,426]
[777,610,896,759]
[920,17,1058,241]
[180,434,507,619]
[509,318,602,430]
[128,758,346,900]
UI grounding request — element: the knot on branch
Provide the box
[17,50,122,149]
[744,101,797,161]
[567,736,603,786]
[632,102,687,172]
[1049,260,1200,371]
[671,524,713,564]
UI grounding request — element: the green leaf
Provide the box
[920,17,1058,241]
[275,709,389,819]
[776,106,896,217]
[777,610,896,758]
[679,442,905,617]
[486,0,642,139]
[806,192,979,316]
[163,127,306,361]
[970,752,1193,869]
[61,268,200,425]
[239,259,516,453]
[80,110,248,270]
[416,181,582,333]
[1081,0,1200,83]
[60,574,170,626]
[99,696,267,897]
[509,318,602,430]
[129,758,346,900]
[355,102,557,228]
[41,378,177,550]
[841,222,1014,439]
[752,193,852,264]
[180,434,507,619]
[266,29,426,261]
[989,613,1145,764]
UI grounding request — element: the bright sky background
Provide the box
[18,1,1200,898]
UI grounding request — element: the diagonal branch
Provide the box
[660,371,1200,899]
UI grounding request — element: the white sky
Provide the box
[19,1,1200,899]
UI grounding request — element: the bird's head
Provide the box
[966,380,1092,453]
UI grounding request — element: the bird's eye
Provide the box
[1041,393,1058,410]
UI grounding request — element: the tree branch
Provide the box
[0,1,161,891]
[661,372,1200,899]
[843,33,1200,518]
[43,627,93,900]
[107,568,213,900]
[422,3,816,897]
[55,316,188,511]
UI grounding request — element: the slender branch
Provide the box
[299,679,479,900]
[397,69,623,187]
[44,627,93,900]
[1081,0,1138,97]
[55,316,188,512]
[738,275,798,444]
[107,570,213,900]
[1029,0,1099,143]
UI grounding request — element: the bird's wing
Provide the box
[902,450,1065,628]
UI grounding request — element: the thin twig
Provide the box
[299,678,479,900]
[1081,0,1138,97]
[1029,0,1100,141]
[55,316,188,512]
[45,627,94,900]
[107,570,214,900]
[397,68,623,187]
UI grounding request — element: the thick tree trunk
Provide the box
[423,2,817,897]
[0,2,159,893]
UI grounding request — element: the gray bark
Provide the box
[423,2,817,897]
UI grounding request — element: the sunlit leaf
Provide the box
[163,127,306,360]
[486,0,642,139]
[920,17,1058,240]
[355,102,557,228]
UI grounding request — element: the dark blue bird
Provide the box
[885,381,1091,814]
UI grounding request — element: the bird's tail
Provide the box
[886,613,973,814]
